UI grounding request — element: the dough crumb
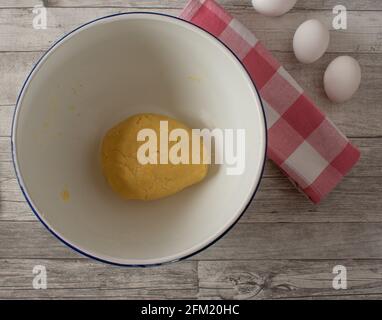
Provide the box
[60,189,70,202]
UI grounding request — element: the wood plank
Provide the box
[1,258,382,299]
[1,0,382,10]
[0,105,13,136]
[0,221,80,259]
[0,199,34,222]
[243,175,382,223]
[1,221,382,260]
[234,10,382,54]
[0,8,177,52]
[2,51,381,137]
[0,52,41,106]
[196,222,382,260]
[0,259,197,299]
[0,8,380,53]
[198,260,382,299]
[0,137,12,162]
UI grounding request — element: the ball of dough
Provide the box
[101,113,208,201]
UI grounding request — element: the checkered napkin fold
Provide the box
[180,0,360,203]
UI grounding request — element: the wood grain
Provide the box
[0,8,381,53]
[0,138,12,162]
[1,221,382,260]
[198,260,382,300]
[0,259,198,299]
[2,258,382,299]
[0,0,381,300]
[195,222,382,260]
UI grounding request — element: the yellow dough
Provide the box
[101,113,208,200]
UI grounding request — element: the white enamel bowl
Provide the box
[12,13,267,266]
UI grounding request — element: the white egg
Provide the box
[324,56,362,103]
[252,0,297,17]
[293,19,330,64]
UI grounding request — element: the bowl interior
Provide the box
[14,13,266,265]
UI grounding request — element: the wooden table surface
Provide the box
[0,0,381,300]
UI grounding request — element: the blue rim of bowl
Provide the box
[11,12,268,267]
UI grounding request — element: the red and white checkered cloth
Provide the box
[180,0,360,203]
